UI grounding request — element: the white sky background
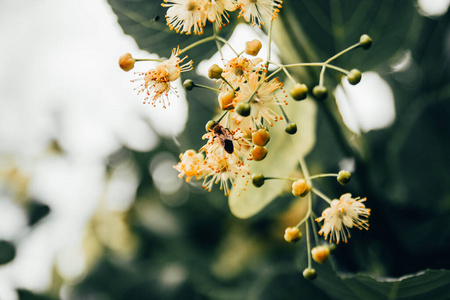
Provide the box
[0,0,448,299]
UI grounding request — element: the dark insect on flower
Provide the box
[152,15,160,22]
[210,123,234,154]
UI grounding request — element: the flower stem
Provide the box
[213,26,223,58]
[179,36,216,55]
[307,173,339,180]
[310,214,320,246]
[215,36,239,57]
[298,156,311,184]
[311,188,333,205]
[216,111,229,123]
[265,21,274,71]
[306,218,312,269]
[193,83,221,93]
[263,176,298,181]
[135,58,164,62]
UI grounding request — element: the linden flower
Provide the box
[221,57,263,87]
[201,127,252,160]
[315,193,371,244]
[132,48,193,107]
[163,0,206,35]
[237,0,282,27]
[202,153,249,196]
[232,72,284,128]
[174,150,206,182]
[204,0,237,28]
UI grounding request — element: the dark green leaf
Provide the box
[0,240,16,265]
[274,0,422,72]
[314,263,450,300]
[107,0,237,61]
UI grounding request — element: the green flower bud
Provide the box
[347,69,362,85]
[359,34,372,50]
[290,83,308,101]
[183,79,195,91]
[312,85,328,100]
[284,123,297,135]
[303,268,317,280]
[208,64,223,79]
[337,170,351,185]
[251,173,265,187]
[205,120,217,132]
[235,102,251,117]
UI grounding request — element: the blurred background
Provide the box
[0,0,450,299]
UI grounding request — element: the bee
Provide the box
[210,123,234,154]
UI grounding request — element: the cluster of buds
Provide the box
[253,167,369,280]
[117,0,373,281]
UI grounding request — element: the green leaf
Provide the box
[229,98,317,219]
[0,240,15,265]
[314,263,450,300]
[274,0,422,72]
[107,0,236,61]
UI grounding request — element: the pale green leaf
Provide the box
[229,98,317,219]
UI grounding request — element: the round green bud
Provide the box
[347,69,362,85]
[359,34,372,50]
[183,79,195,91]
[205,120,217,132]
[303,268,317,280]
[235,102,251,117]
[284,123,297,135]
[290,83,308,101]
[337,170,351,185]
[312,85,328,100]
[251,173,265,187]
[208,64,223,79]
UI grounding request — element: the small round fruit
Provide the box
[359,34,372,50]
[251,146,268,161]
[347,69,362,85]
[235,102,251,117]
[252,128,270,146]
[303,268,317,280]
[251,173,265,187]
[290,83,308,101]
[284,123,297,135]
[183,79,195,91]
[337,170,351,185]
[312,85,328,100]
